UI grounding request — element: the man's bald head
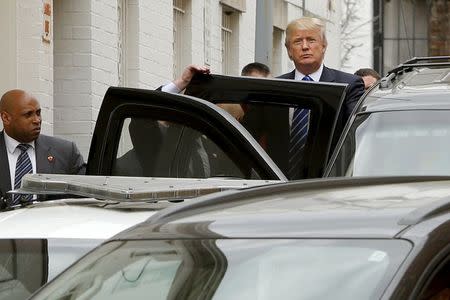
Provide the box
[0,89,42,143]
[0,89,28,112]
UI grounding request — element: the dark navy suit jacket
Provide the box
[278,66,365,119]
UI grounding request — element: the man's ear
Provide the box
[286,47,293,61]
[0,111,10,125]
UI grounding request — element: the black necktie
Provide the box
[288,75,313,179]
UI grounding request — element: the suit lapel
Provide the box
[35,136,54,173]
[287,70,295,79]
[277,70,295,80]
[0,131,12,193]
[319,66,336,83]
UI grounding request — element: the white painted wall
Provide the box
[53,0,93,156]
[90,0,120,121]
[13,1,54,135]
[238,2,257,74]
[0,0,17,99]
[1,0,344,158]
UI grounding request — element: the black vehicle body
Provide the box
[30,176,450,299]
[124,177,450,299]
[325,56,450,177]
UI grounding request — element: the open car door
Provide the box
[87,75,346,180]
[186,74,347,179]
[87,87,285,180]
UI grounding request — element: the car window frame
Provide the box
[86,87,287,180]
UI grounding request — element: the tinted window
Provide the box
[419,257,450,300]
[32,239,411,300]
[111,102,320,181]
[212,101,326,180]
[0,239,99,300]
[328,110,450,177]
[113,117,247,179]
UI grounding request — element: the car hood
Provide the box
[0,198,156,239]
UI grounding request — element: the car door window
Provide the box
[0,240,47,300]
[88,88,289,180]
[213,102,318,179]
[418,258,450,300]
[112,117,245,179]
[327,111,450,177]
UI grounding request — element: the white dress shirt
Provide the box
[289,64,324,127]
[4,132,36,189]
[161,82,181,94]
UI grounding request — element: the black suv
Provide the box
[326,56,450,177]
[29,176,450,300]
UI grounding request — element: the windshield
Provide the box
[0,238,100,300]
[32,239,411,300]
[328,110,450,177]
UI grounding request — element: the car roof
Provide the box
[361,66,450,113]
[113,176,450,240]
[0,198,156,239]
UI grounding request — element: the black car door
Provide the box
[186,74,347,179]
[87,75,346,180]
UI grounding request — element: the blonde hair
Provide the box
[284,17,327,47]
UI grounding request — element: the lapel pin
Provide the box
[47,155,54,162]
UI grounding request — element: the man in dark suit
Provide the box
[243,17,365,179]
[0,89,85,205]
[279,17,364,118]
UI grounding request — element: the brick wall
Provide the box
[53,0,120,157]
[237,3,257,73]
[17,0,54,134]
[0,0,18,102]
[91,0,119,121]
[429,0,450,55]
[53,0,92,156]
[137,0,173,89]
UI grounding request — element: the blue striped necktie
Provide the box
[289,75,313,179]
[13,144,33,205]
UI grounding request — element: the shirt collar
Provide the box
[294,64,324,82]
[4,132,35,154]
